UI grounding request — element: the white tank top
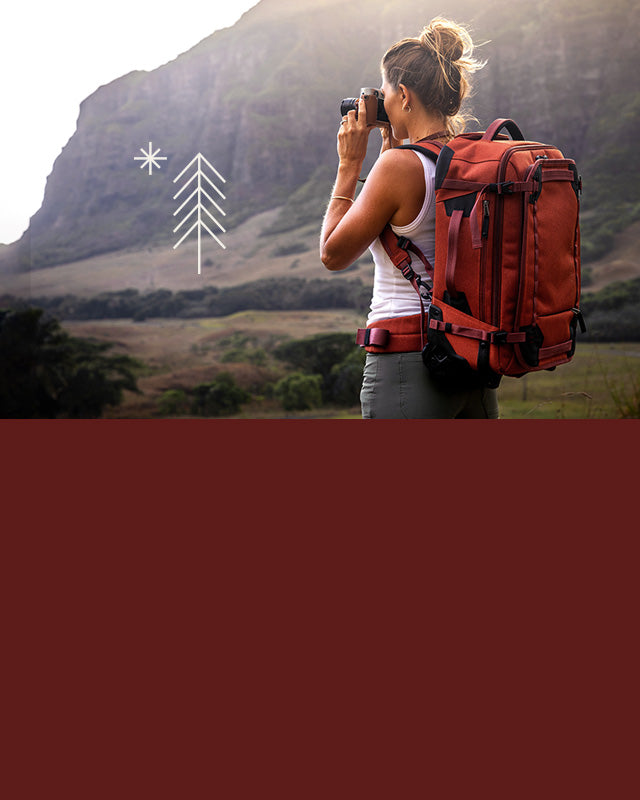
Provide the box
[367,150,436,325]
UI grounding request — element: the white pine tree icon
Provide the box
[173,153,227,274]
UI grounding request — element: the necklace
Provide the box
[416,130,448,143]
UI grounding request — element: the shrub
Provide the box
[158,389,189,416]
[219,333,268,366]
[274,372,322,412]
[274,333,362,403]
[221,347,267,366]
[327,348,366,406]
[190,372,251,417]
[275,333,356,377]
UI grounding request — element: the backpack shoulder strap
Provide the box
[377,139,442,280]
[375,140,444,349]
[395,139,443,162]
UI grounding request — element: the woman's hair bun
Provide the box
[420,17,469,63]
[381,16,485,137]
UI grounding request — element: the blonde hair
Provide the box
[381,17,485,138]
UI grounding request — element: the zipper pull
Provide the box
[482,200,490,239]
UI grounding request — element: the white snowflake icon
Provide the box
[133,141,167,175]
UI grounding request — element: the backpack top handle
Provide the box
[482,119,525,142]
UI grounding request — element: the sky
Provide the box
[0,1,260,245]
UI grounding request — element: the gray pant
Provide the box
[360,352,499,419]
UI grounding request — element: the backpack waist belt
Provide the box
[356,313,538,354]
[355,313,424,353]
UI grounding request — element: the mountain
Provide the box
[1,0,638,280]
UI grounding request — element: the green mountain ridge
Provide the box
[1,0,638,278]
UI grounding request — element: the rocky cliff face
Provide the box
[2,0,638,273]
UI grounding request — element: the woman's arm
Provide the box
[319,97,422,271]
[319,95,372,270]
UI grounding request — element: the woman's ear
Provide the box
[398,83,411,111]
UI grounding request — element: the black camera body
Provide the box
[340,87,389,126]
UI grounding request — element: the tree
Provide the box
[273,333,365,405]
[158,389,189,417]
[274,372,322,412]
[190,372,251,417]
[327,348,366,406]
[273,333,359,402]
[0,307,141,418]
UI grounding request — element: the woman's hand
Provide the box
[337,95,372,167]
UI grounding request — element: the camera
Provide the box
[340,87,389,126]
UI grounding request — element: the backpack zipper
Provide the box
[492,144,550,327]
[481,200,490,321]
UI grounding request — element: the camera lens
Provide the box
[340,98,358,117]
[340,96,388,124]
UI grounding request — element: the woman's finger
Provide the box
[357,94,368,127]
[337,97,373,161]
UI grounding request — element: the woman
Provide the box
[320,17,498,419]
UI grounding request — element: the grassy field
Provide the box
[62,311,640,419]
[496,342,640,419]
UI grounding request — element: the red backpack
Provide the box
[356,118,585,388]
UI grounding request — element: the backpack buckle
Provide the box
[401,263,416,281]
[396,236,411,251]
